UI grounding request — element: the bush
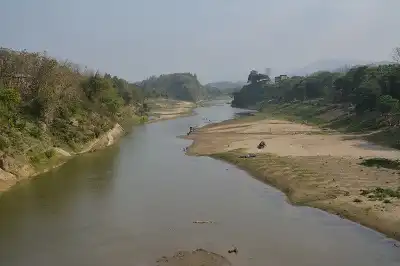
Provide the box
[30,155,41,164]
[28,126,42,139]
[378,95,399,114]
[0,87,21,111]
[0,135,10,150]
[94,127,101,138]
[360,158,400,170]
[44,149,55,159]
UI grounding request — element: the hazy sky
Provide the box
[2,0,400,83]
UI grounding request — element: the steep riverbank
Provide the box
[185,114,400,241]
[0,122,126,193]
[0,99,196,194]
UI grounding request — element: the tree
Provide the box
[378,95,399,114]
[0,86,21,111]
[352,78,381,114]
[247,70,270,84]
[393,47,400,63]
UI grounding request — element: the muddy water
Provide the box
[0,103,399,266]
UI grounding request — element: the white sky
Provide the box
[1,0,400,82]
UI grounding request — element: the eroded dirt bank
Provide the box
[185,116,400,240]
[0,123,125,193]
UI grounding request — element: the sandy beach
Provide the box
[185,116,400,240]
[147,99,196,122]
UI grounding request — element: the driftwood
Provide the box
[193,220,215,224]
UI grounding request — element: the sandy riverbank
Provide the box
[147,99,196,122]
[185,116,400,240]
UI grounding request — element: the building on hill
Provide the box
[274,75,289,83]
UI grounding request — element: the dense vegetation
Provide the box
[231,56,400,148]
[234,61,400,115]
[0,48,146,168]
[138,73,221,102]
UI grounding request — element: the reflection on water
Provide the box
[0,100,399,266]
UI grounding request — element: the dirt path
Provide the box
[185,117,400,240]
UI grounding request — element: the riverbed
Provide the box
[0,102,399,266]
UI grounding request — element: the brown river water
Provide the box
[0,102,399,266]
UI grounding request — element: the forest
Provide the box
[232,49,400,130]
[138,73,221,101]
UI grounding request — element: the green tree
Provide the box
[378,95,399,114]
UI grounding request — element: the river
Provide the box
[0,102,399,266]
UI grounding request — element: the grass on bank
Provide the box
[360,157,400,170]
[360,187,400,202]
[28,148,68,172]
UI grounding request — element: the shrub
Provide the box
[28,126,42,139]
[44,149,55,159]
[0,135,9,150]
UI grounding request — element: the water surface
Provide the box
[0,102,399,266]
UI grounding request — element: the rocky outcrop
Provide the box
[0,155,35,178]
[83,123,124,152]
[0,168,17,190]
[0,155,35,192]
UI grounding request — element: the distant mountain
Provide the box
[205,81,246,90]
[287,59,393,76]
[137,73,221,102]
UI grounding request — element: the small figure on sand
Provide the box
[228,246,238,254]
[257,141,266,149]
[187,126,195,135]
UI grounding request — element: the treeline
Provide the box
[232,62,400,120]
[0,48,146,156]
[138,73,221,102]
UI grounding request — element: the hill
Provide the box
[205,81,246,90]
[287,59,393,76]
[138,73,220,102]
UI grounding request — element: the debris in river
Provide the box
[193,220,215,224]
[228,246,238,254]
[257,141,266,149]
